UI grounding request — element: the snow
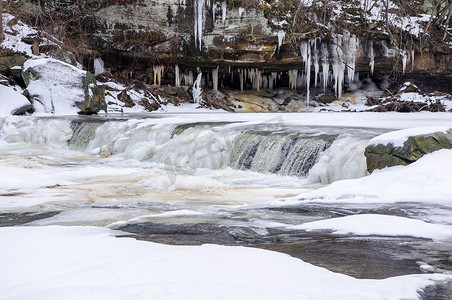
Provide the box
[0,225,449,300]
[0,85,31,116]
[369,126,452,147]
[293,214,452,240]
[275,149,452,206]
[1,14,38,56]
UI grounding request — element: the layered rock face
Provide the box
[38,0,452,78]
[13,0,451,113]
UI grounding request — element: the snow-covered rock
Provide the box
[0,85,32,116]
[22,58,106,115]
[365,127,452,172]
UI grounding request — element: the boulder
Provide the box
[0,49,27,73]
[0,85,33,116]
[365,129,452,173]
[117,89,135,108]
[22,58,106,115]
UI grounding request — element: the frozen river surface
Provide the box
[1,112,452,299]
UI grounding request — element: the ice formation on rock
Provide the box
[193,73,203,103]
[277,30,285,53]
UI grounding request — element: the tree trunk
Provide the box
[0,0,4,44]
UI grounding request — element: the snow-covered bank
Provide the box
[293,214,452,240]
[271,149,452,206]
[0,226,449,300]
[369,126,452,147]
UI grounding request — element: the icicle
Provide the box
[94,58,105,76]
[194,0,206,51]
[313,47,319,88]
[277,30,285,54]
[221,1,227,24]
[212,66,219,91]
[401,50,408,75]
[298,71,304,89]
[184,71,194,86]
[271,72,277,89]
[228,66,231,75]
[261,74,267,89]
[193,73,203,104]
[212,2,217,24]
[321,43,329,91]
[288,70,298,89]
[300,41,308,64]
[306,41,311,106]
[268,75,273,89]
[332,34,345,99]
[239,69,244,91]
[256,70,262,92]
[153,65,164,86]
[238,7,244,18]
[369,41,375,75]
[381,41,389,57]
[411,49,415,69]
[343,32,358,84]
[175,64,181,87]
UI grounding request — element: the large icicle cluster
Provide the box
[193,0,230,51]
[287,32,360,101]
[194,0,206,51]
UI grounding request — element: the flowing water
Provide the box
[1,114,451,298]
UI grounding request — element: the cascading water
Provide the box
[228,131,332,177]
[0,118,372,184]
[68,122,104,151]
